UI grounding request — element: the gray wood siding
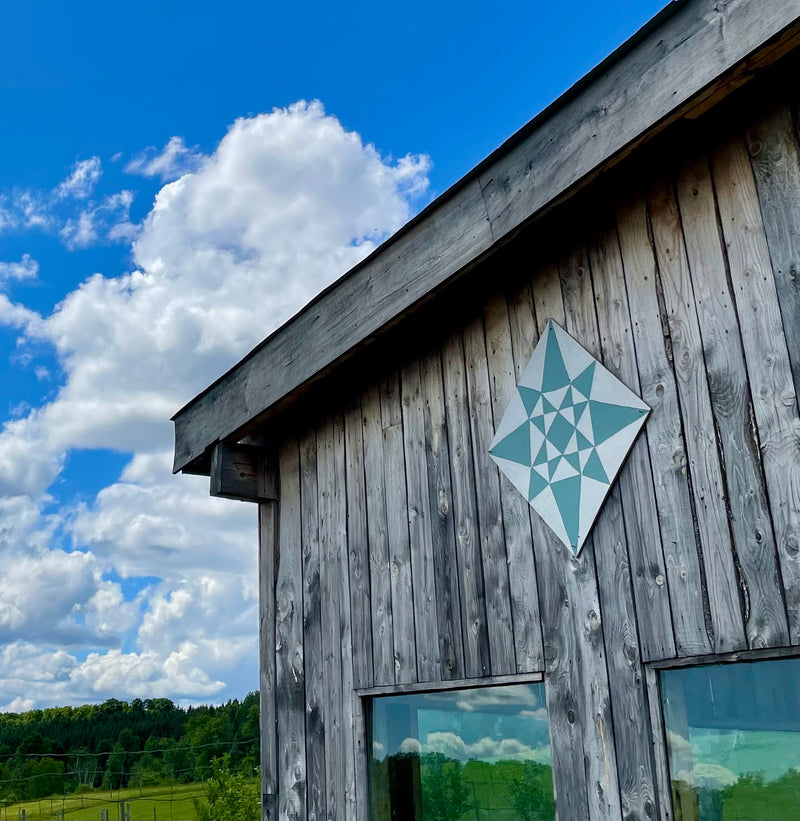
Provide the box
[260,82,799,821]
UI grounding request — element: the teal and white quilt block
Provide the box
[489,319,649,556]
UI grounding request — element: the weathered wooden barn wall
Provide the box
[255,71,800,821]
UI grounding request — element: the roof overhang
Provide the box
[173,0,800,475]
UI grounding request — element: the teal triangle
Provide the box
[548,457,561,480]
[572,361,596,398]
[490,422,531,466]
[528,470,548,501]
[533,441,548,466]
[564,452,580,472]
[573,401,588,422]
[532,415,546,435]
[542,324,571,391]
[551,475,582,550]
[542,397,556,414]
[560,388,574,410]
[519,386,541,416]
[576,430,592,450]
[589,401,647,445]
[582,449,609,483]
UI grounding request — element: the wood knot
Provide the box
[567,710,576,724]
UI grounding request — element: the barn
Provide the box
[172,1,800,819]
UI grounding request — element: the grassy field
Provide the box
[0,781,231,821]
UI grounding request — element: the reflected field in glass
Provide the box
[660,657,800,821]
[368,682,554,821]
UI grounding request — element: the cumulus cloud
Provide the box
[0,254,38,288]
[0,100,431,706]
[424,731,551,764]
[125,137,205,182]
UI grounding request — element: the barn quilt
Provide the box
[489,319,649,555]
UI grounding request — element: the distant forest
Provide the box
[0,694,259,803]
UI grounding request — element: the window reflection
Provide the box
[660,657,800,821]
[369,682,554,821]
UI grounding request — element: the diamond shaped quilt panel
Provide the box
[489,319,649,555]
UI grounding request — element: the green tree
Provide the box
[193,754,259,821]
[420,753,471,821]
[508,761,555,821]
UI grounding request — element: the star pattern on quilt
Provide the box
[489,320,649,555]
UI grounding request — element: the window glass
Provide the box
[660,657,800,821]
[369,682,554,821]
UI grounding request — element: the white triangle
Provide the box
[551,459,578,482]
[543,411,557,432]
[576,409,594,442]
[533,463,550,481]
[564,432,579,454]
[579,449,592,470]
[571,388,587,404]
[545,386,569,409]
[546,440,560,460]
[560,406,575,425]
[532,397,544,417]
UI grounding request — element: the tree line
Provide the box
[0,694,259,804]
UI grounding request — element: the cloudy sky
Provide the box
[0,0,666,711]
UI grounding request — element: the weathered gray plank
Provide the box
[419,349,465,680]
[483,291,545,673]
[276,439,306,821]
[352,692,368,821]
[649,175,754,651]
[462,314,516,676]
[258,501,278,820]
[299,431,326,821]
[746,99,800,399]
[174,0,800,474]
[357,670,543,697]
[317,417,345,821]
[710,134,799,641]
[560,244,657,821]
[644,666,674,821]
[441,331,491,678]
[360,384,395,686]
[587,223,678,662]
[616,194,713,658]
[522,264,622,821]
[401,359,441,682]
[343,401,374,689]
[675,153,793,648]
[380,373,417,683]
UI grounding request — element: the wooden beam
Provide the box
[209,443,278,502]
[174,0,800,474]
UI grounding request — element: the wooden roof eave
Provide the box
[172,0,800,476]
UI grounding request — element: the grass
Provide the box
[0,781,240,821]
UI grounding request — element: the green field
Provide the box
[0,780,253,821]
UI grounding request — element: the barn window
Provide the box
[367,681,554,821]
[660,656,800,821]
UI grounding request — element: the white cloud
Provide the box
[0,100,431,707]
[57,158,102,200]
[125,136,205,182]
[423,731,551,764]
[0,254,38,288]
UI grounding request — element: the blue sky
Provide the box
[0,0,666,710]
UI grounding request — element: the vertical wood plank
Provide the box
[644,667,674,821]
[344,401,374,689]
[560,245,657,821]
[420,349,465,680]
[746,99,800,399]
[361,384,395,686]
[258,500,279,821]
[651,173,762,651]
[381,373,417,683]
[441,331,492,678]
[710,135,799,643]
[483,291,545,673]
[276,439,306,821]
[675,153,793,647]
[520,262,621,821]
[401,359,441,682]
[299,431,326,821]
[588,225,678,662]
[463,314,516,675]
[616,195,713,658]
